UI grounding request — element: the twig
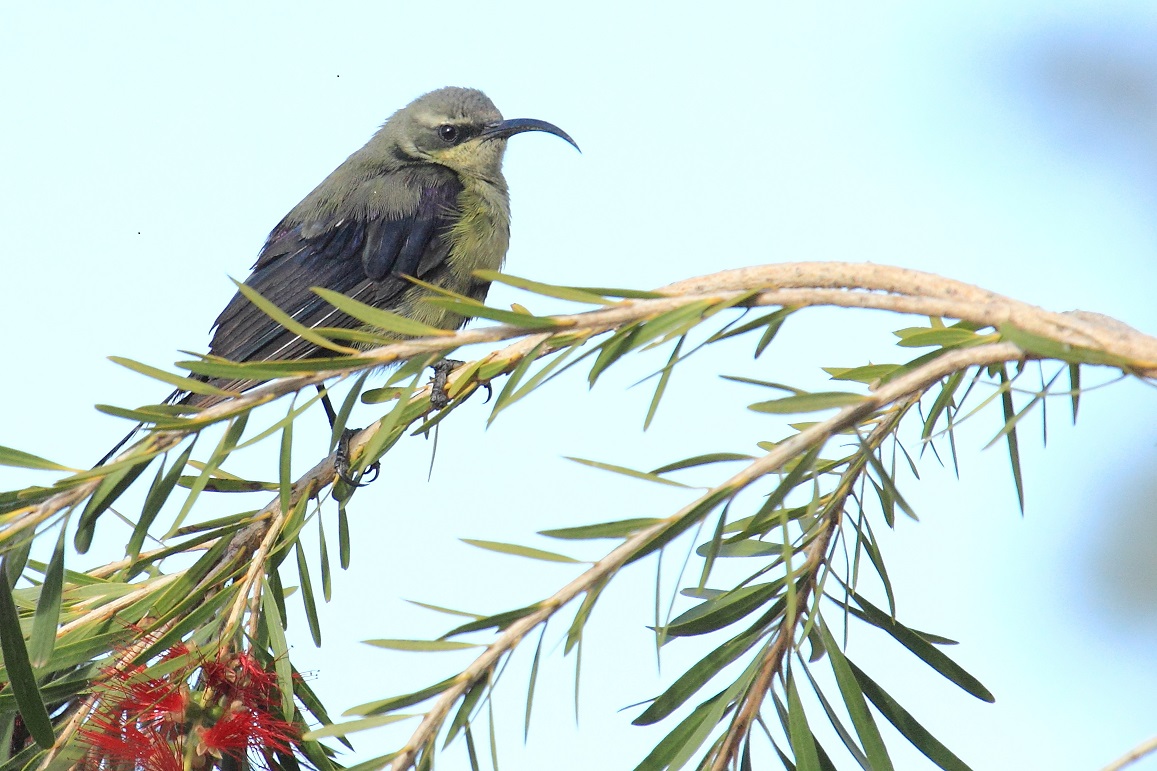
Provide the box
[388,342,1026,771]
[1101,735,1157,771]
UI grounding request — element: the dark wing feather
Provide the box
[183,173,463,406]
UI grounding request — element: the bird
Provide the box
[99,86,577,469]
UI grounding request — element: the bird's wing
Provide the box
[186,174,463,403]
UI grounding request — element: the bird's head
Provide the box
[376,87,578,182]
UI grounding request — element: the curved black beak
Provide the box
[480,118,580,152]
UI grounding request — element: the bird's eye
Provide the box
[438,124,459,144]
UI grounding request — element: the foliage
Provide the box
[1,262,1155,771]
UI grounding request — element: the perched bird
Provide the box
[192,85,577,404]
[99,86,577,467]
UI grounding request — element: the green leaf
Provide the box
[665,581,783,638]
[565,457,692,488]
[997,366,1025,513]
[421,297,562,328]
[633,624,762,725]
[0,445,71,472]
[650,453,753,475]
[0,560,54,748]
[823,364,904,384]
[109,356,235,397]
[75,457,152,552]
[164,413,248,538]
[312,287,455,337]
[846,592,993,702]
[524,625,547,739]
[817,620,892,770]
[848,661,974,771]
[234,279,357,354]
[345,677,458,717]
[461,539,581,564]
[473,270,614,305]
[539,517,664,540]
[128,442,195,561]
[262,578,295,717]
[363,639,482,652]
[303,714,416,741]
[786,673,822,771]
[895,328,990,348]
[644,336,683,430]
[29,525,67,668]
[749,391,867,414]
[1068,364,1080,423]
[177,353,379,381]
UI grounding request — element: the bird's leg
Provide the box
[428,360,492,410]
[316,385,379,488]
[429,359,459,410]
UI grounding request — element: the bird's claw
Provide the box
[335,428,380,488]
[429,359,461,410]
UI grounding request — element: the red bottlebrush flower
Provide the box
[196,700,297,758]
[79,712,183,771]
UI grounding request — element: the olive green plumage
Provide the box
[187,86,576,405]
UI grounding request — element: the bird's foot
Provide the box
[335,428,380,488]
[429,359,461,410]
[429,359,493,410]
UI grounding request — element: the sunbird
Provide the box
[101,86,577,469]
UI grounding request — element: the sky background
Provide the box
[3,2,1157,769]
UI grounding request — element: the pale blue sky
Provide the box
[3,2,1157,769]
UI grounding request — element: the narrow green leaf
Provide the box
[848,661,974,771]
[998,366,1025,513]
[262,577,295,718]
[295,542,322,646]
[303,714,416,740]
[312,286,455,337]
[786,673,822,771]
[421,297,561,328]
[921,372,963,442]
[895,328,989,348]
[29,525,67,667]
[234,279,357,354]
[666,581,783,637]
[539,517,663,541]
[364,639,482,652]
[473,270,614,305]
[633,624,763,725]
[109,356,234,396]
[404,599,483,620]
[345,677,458,716]
[487,338,549,425]
[0,561,54,748]
[128,442,195,561]
[177,355,378,381]
[165,414,248,538]
[754,308,792,357]
[0,445,71,472]
[823,364,904,384]
[442,604,539,637]
[338,502,351,570]
[817,620,892,770]
[279,416,293,530]
[565,581,605,654]
[353,376,419,473]
[445,680,486,747]
[75,457,152,552]
[565,457,692,488]
[750,392,867,414]
[1068,364,1080,423]
[651,452,754,475]
[461,539,580,563]
[524,624,547,739]
[644,336,683,430]
[847,593,993,702]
